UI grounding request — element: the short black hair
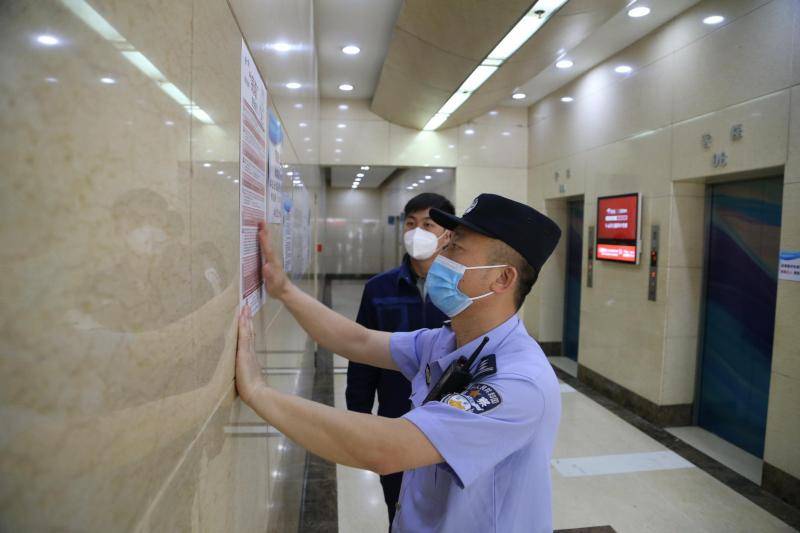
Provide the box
[403,193,455,218]
[490,240,538,310]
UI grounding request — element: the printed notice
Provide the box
[267,112,284,223]
[240,40,268,313]
[779,251,800,282]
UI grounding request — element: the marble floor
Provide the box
[325,281,795,533]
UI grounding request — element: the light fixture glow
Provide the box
[424,175,432,180]
[338,104,349,110]
[628,6,650,17]
[489,110,498,116]
[337,123,346,129]
[100,77,116,84]
[512,92,527,100]
[217,170,224,175]
[465,128,475,135]
[273,42,291,52]
[560,96,574,102]
[304,137,311,142]
[286,82,301,89]
[614,65,633,74]
[299,122,307,128]
[338,83,354,92]
[37,34,60,46]
[356,173,364,178]
[703,15,724,25]
[418,180,425,184]
[203,163,211,167]
[361,166,370,170]
[342,45,360,55]
[420,0,567,129]
[335,138,343,143]
[406,186,414,190]
[45,77,58,83]
[502,131,511,136]
[435,168,443,173]
[164,120,174,126]
[294,103,303,109]
[355,178,362,182]
[334,148,342,153]
[555,59,573,69]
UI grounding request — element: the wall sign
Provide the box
[778,251,800,282]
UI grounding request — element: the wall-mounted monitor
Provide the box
[595,193,641,264]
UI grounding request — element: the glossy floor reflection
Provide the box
[325,280,793,532]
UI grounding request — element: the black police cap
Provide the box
[430,193,561,275]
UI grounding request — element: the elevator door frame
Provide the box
[562,197,584,361]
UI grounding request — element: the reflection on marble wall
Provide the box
[0,0,322,530]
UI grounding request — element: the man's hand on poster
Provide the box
[234,304,266,404]
[258,221,290,299]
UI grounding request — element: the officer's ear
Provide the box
[490,265,518,294]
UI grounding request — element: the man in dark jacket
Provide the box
[346,192,454,527]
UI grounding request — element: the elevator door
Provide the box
[698,177,782,457]
[563,199,584,360]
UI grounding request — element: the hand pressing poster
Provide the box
[239,40,268,313]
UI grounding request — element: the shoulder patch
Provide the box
[440,383,502,414]
[471,354,497,382]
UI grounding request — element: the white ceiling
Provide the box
[330,165,397,188]
[315,0,403,99]
[499,0,701,107]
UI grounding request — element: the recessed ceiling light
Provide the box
[502,131,511,136]
[614,65,633,74]
[448,144,455,149]
[489,110,498,116]
[356,173,364,178]
[36,34,60,46]
[272,42,291,52]
[703,15,725,25]
[335,138,343,143]
[351,184,358,189]
[555,59,573,69]
[334,148,342,153]
[355,177,362,182]
[561,96,574,102]
[338,83,354,92]
[287,171,294,176]
[342,45,360,55]
[164,120,174,126]
[100,77,116,84]
[217,170,224,175]
[465,128,475,135]
[282,164,289,168]
[512,92,526,100]
[233,179,239,183]
[203,163,211,167]
[436,168,443,173]
[424,175,432,180]
[406,186,414,190]
[337,123,346,129]
[412,183,418,187]
[338,104,349,110]
[294,103,303,109]
[299,122,307,127]
[628,6,650,18]
[286,82,301,89]
[417,180,425,184]
[304,137,311,142]
[361,166,370,170]
[45,76,58,83]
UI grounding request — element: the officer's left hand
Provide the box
[235,304,267,404]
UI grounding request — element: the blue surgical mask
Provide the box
[425,255,507,317]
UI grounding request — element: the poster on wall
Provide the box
[778,251,800,281]
[595,193,641,264]
[239,39,268,313]
[282,192,294,275]
[267,112,284,224]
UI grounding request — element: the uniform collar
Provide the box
[396,254,418,288]
[433,314,521,372]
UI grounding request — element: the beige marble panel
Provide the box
[661,334,700,406]
[786,86,800,183]
[671,0,796,123]
[763,372,800,479]
[664,267,703,340]
[671,89,790,181]
[388,124,458,168]
[320,98,383,121]
[667,190,706,269]
[453,166,527,215]
[0,0,204,529]
[457,123,528,169]
[319,118,390,165]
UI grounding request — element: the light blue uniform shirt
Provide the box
[389,315,561,533]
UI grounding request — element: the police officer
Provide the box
[346,192,454,526]
[235,193,562,533]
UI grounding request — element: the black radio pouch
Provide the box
[423,336,490,404]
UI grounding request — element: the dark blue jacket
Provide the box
[346,255,448,418]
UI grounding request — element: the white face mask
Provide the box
[403,227,445,260]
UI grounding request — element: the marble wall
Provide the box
[0,0,323,530]
[523,0,800,485]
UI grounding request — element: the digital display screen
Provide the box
[596,193,640,264]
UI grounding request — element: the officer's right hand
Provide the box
[258,221,290,299]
